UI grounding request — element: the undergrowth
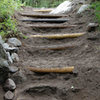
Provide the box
[0,0,23,37]
[91,1,100,26]
[20,0,65,8]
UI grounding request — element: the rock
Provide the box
[8,38,22,47]
[0,58,10,83]
[4,91,14,100]
[71,87,81,93]
[4,78,16,91]
[11,53,19,62]
[0,35,4,45]
[87,23,99,32]
[0,58,9,68]
[9,66,18,73]
[3,43,19,53]
[11,70,27,84]
[3,43,9,49]
[50,1,73,14]
[0,43,8,60]
[6,52,13,64]
[77,4,90,14]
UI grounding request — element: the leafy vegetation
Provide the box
[0,0,65,38]
[91,1,100,25]
[20,0,65,8]
[0,0,23,37]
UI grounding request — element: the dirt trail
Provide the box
[13,7,100,100]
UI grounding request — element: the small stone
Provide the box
[6,52,13,64]
[4,91,14,100]
[73,70,78,77]
[71,87,81,93]
[9,66,18,73]
[0,35,4,45]
[11,53,19,62]
[0,43,8,60]
[3,43,9,49]
[0,58,9,68]
[8,38,22,47]
[3,43,19,53]
[77,4,90,14]
[87,23,99,32]
[11,70,27,84]
[4,78,16,91]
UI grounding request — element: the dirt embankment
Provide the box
[1,6,99,100]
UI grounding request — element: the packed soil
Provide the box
[7,6,100,100]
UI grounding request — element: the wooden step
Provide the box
[28,33,85,39]
[21,13,67,18]
[21,19,69,23]
[34,9,53,12]
[28,24,77,28]
[25,43,78,50]
[28,66,74,73]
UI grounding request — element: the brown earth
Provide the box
[2,6,100,100]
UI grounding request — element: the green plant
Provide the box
[0,0,23,37]
[20,0,65,8]
[91,1,100,24]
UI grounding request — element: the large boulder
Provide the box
[50,1,73,14]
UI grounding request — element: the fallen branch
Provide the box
[28,24,77,28]
[21,13,67,18]
[21,19,69,23]
[28,33,85,39]
[28,66,74,73]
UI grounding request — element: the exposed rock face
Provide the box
[0,58,10,83]
[0,38,10,83]
[0,36,21,83]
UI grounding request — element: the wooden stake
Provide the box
[28,66,74,73]
[28,33,85,39]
